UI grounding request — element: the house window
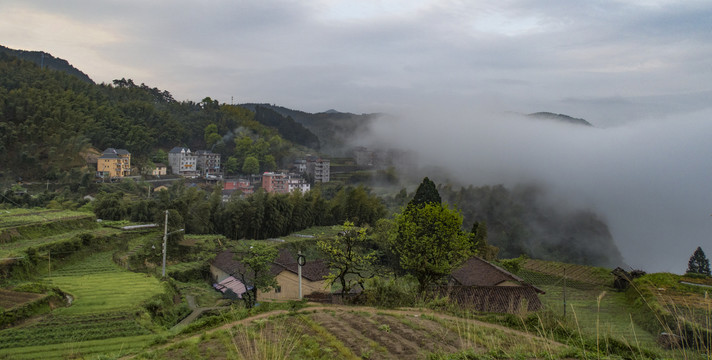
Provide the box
[275,286,281,293]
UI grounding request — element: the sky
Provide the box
[1,0,711,273]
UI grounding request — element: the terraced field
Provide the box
[0,251,164,359]
[0,209,93,229]
[0,228,121,258]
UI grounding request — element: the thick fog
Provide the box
[365,104,712,274]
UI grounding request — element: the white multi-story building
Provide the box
[168,147,198,177]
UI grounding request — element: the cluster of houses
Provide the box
[95,147,330,198]
[209,250,544,313]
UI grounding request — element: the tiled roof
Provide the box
[101,148,130,156]
[451,256,542,293]
[212,248,330,284]
[213,276,248,298]
[169,146,188,153]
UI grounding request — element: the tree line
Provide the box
[92,180,386,241]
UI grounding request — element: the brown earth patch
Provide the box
[0,289,44,310]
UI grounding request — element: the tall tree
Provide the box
[408,177,441,208]
[318,221,377,297]
[242,156,260,176]
[391,202,471,292]
[470,221,498,261]
[687,247,711,276]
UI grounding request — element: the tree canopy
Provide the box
[318,221,377,297]
[231,243,278,308]
[390,202,471,292]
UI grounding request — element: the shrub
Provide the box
[362,276,417,308]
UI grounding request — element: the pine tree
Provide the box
[408,177,441,208]
[687,247,711,276]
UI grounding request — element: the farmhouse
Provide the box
[447,256,545,313]
[210,248,330,301]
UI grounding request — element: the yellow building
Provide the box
[97,148,131,178]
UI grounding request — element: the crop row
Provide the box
[33,311,134,326]
[0,315,151,349]
[0,334,155,360]
[523,259,612,286]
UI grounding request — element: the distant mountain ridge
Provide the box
[240,103,381,156]
[527,112,593,127]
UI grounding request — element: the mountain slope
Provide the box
[0,45,93,83]
[240,103,380,156]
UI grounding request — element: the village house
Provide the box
[210,248,330,301]
[447,256,545,313]
[195,150,221,177]
[221,178,254,201]
[262,172,310,194]
[151,163,167,176]
[306,156,330,183]
[96,148,131,178]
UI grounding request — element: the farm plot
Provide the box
[0,289,43,310]
[0,251,165,358]
[46,251,164,313]
[136,308,571,360]
[522,259,613,287]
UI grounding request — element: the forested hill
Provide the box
[0,52,318,181]
[440,183,623,268]
[0,45,93,84]
[240,103,381,156]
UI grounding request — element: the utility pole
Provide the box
[162,210,168,278]
[563,266,567,317]
[161,210,183,280]
[297,251,306,300]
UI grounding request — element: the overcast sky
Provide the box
[2,0,711,272]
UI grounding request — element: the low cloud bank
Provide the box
[365,106,712,273]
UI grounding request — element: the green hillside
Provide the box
[0,49,323,182]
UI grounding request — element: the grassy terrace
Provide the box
[0,251,165,359]
[0,209,93,228]
[0,227,121,258]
